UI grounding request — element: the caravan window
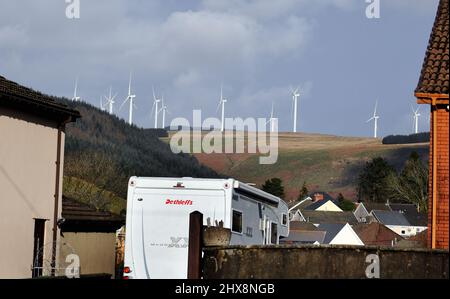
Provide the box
[271,222,278,244]
[232,210,243,233]
[281,213,288,226]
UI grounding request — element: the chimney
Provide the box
[313,193,324,202]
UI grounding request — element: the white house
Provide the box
[371,210,427,238]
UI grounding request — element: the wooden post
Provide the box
[187,211,203,279]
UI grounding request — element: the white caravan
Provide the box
[123,177,289,279]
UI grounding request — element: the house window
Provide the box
[401,230,406,235]
[271,222,278,244]
[232,210,243,233]
[281,213,288,226]
[32,219,46,278]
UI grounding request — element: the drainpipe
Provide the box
[431,98,437,249]
[51,116,72,276]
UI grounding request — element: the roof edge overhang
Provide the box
[415,93,449,105]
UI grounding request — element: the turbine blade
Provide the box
[366,117,374,123]
[216,100,222,114]
[128,72,132,95]
[119,97,129,111]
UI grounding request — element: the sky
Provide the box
[0,0,440,137]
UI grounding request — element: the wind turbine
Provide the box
[290,87,300,133]
[119,73,136,125]
[72,77,81,102]
[151,87,161,129]
[103,86,117,114]
[366,101,380,138]
[158,95,170,129]
[266,102,277,132]
[411,105,421,134]
[216,85,227,132]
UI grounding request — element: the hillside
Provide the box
[60,99,220,213]
[165,131,429,204]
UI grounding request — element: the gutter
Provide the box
[50,116,74,276]
[431,98,437,249]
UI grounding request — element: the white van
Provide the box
[123,177,289,279]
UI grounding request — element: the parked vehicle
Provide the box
[123,177,289,278]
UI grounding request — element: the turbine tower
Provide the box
[412,105,421,134]
[290,87,300,133]
[103,86,117,114]
[266,102,276,132]
[72,77,81,102]
[151,87,161,129]
[216,85,227,132]
[158,95,169,129]
[366,101,380,138]
[120,73,136,125]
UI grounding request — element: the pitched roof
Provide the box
[389,204,428,226]
[353,222,403,246]
[281,231,326,244]
[0,75,80,123]
[289,221,319,231]
[303,199,340,211]
[415,0,449,95]
[361,202,391,213]
[317,223,346,244]
[301,210,358,225]
[61,196,124,233]
[371,210,410,226]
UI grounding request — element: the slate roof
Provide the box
[389,204,428,227]
[317,223,346,244]
[361,202,391,213]
[0,75,80,122]
[61,196,124,233]
[415,0,449,95]
[301,210,358,225]
[289,221,319,231]
[353,222,403,246]
[303,199,339,211]
[371,210,410,226]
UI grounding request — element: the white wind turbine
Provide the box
[366,101,380,138]
[216,85,227,132]
[290,86,300,133]
[158,95,170,129]
[266,102,277,132]
[103,86,117,115]
[151,87,161,129]
[72,77,81,102]
[119,73,137,125]
[411,105,421,134]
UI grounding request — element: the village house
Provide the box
[353,222,403,247]
[414,0,449,249]
[0,75,80,278]
[317,223,363,246]
[370,210,427,238]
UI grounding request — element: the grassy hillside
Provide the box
[59,99,220,213]
[166,131,429,204]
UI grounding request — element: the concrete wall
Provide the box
[60,232,116,277]
[203,245,449,279]
[0,107,64,278]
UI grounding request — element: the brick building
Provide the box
[415,0,449,249]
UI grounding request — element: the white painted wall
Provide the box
[386,225,427,238]
[316,201,343,212]
[0,107,63,278]
[330,223,364,246]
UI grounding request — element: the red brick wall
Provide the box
[427,105,449,249]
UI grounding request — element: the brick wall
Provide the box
[428,105,449,249]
